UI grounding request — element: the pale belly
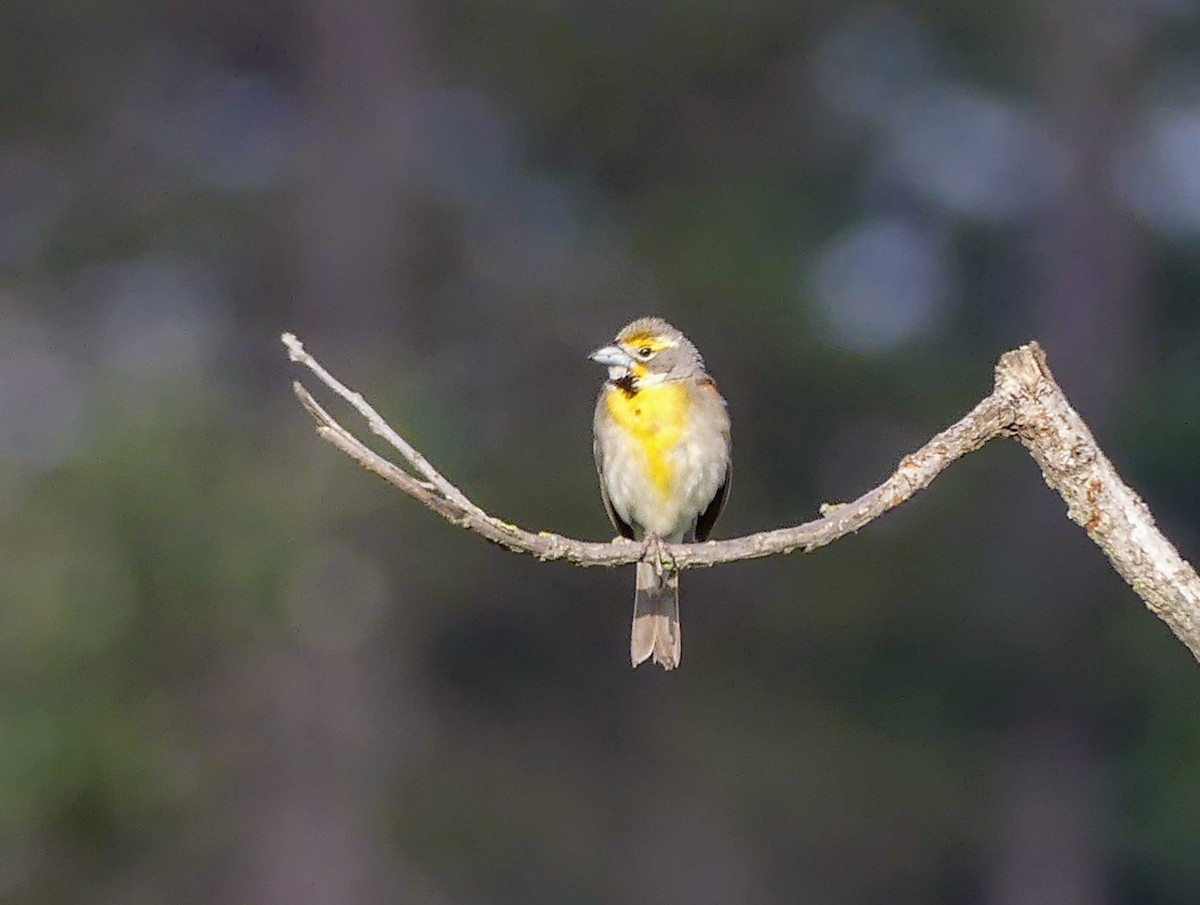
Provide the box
[598,393,728,540]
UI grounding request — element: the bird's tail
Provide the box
[631,561,681,669]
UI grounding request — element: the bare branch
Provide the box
[282,332,1200,663]
[283,332,636,567]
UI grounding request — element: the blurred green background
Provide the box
[3,0,1200,902]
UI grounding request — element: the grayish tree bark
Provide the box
[283,332,1200,664]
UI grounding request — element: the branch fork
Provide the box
[283,332,1200,664]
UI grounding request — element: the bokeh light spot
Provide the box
[809,216,950,354]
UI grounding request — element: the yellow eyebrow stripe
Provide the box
[621,334,672,352]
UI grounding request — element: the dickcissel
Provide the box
[590,316,731,670]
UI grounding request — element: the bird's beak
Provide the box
[588,344,634,369]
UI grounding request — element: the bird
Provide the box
[589,316,731,669]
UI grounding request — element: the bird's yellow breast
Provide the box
[603,382,689,494]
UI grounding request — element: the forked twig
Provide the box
[283,332,1200,663]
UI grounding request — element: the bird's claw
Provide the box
[646,535,668,577]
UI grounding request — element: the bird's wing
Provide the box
[693,458,730,542]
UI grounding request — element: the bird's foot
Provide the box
[646,534,669,577]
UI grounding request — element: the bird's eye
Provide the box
[637,346,653,358]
